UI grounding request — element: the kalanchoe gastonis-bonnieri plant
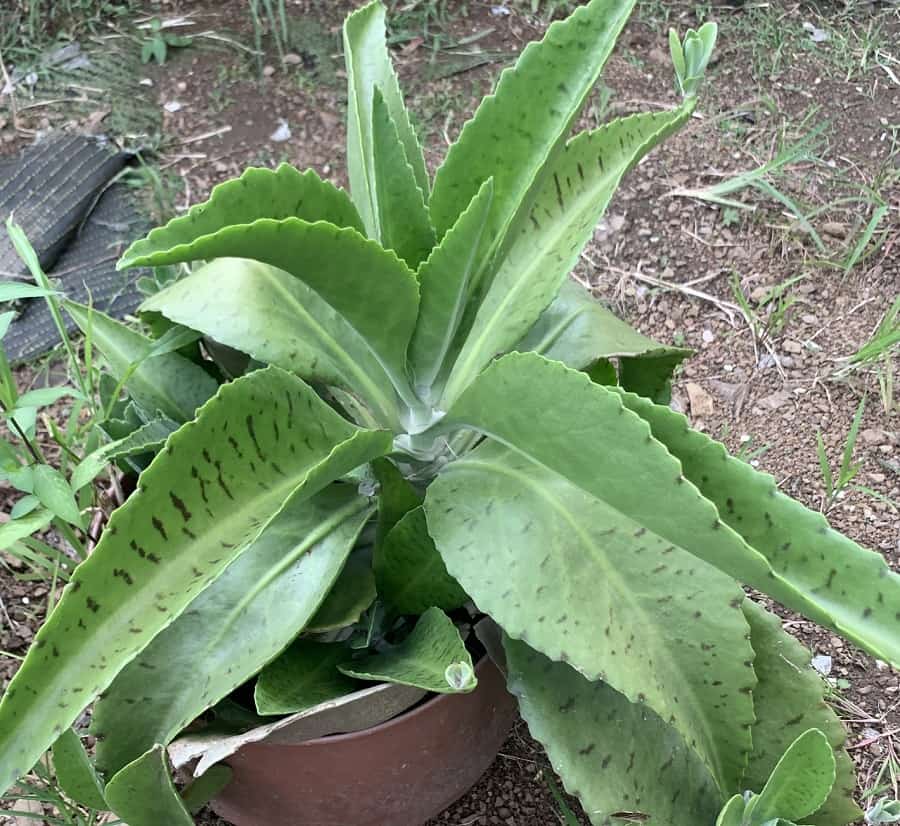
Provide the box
[0,1,896,823]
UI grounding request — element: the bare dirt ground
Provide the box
[1,0,898,823]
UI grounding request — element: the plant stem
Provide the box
[0,397,43,464]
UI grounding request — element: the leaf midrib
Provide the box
[414,189,491,392]
[444,176,616,403]
[456,453,730,789]
[261,269,397,425]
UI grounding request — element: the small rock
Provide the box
[861,428,889,446]
[709,380,743,404]
[283,52,302,65]
[783,340,803,354]
[685,382,715,418]
[701,329,715,344]
[176,80,187,92]
[263,64,276,77]
[821,221,847,239]
[757,390,792,411]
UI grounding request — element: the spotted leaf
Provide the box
[0,366,390,795]
[440,104,695,405]
[616,388,900,668]
[117,164,364,266]
[91,484,374,777]
[117,219,420,414]
[426,441,755,792]
[504,636,722,825]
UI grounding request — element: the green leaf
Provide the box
[372,457,422,547]
[748,730,835,825]
[140,258,400,428]
[15,387,83,409]
[339,607,476,693]
[371,86,434,267]
[0,309,15,338]
[426,440,755,792]
[144,324,202,359]
[716,795,747,826]
[90,486,375,778]
[0,508,52,551]
[64,302,217,424]
[116,219,419,411]
[677,22,718,98]
[0,367,390,796]
[429,0,636,282]
[0,281,59,301]
[140,39,154,64]
[71,418,178,492]
[741,601,861,826]
[119,165,364,266]
[105,745,193,826]
[50,728,106,810]
[305,548,376,633]
[10,494,38,519]
[180,764,232,815]
[516,279,690,401]
[439,352,770,614]
[441,104,694,405]
[32,464,82,527]
[374,505,468,615]
[504,637,722,826]
[254,640,360,715]
[409,178,494,398]
[151,36,167,64]
[615,388,900,668]
[668,28,686,83]
[344,0,429,238]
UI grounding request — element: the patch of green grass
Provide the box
[833,297,900,415]
[386,0,464,49]
[0,0,137,61]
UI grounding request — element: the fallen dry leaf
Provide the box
[685,382,715,418]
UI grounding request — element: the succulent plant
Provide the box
[0,1,895,823]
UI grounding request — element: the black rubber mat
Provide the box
[1,133,150,364]
[0,134,131,278]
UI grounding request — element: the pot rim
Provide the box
[282,654,500,748]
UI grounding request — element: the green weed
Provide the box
[816,396,865,512]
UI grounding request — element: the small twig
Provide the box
[0,594,17,631]
[598,260,743,325]
[176,125,232,146]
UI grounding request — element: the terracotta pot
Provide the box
[211,656,517,826]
